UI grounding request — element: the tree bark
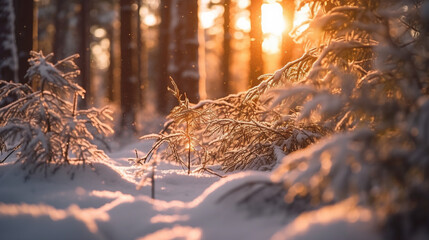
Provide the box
[281,0,296,65]
[166,0,200,105]
[107,23,115,102]
[107,2,120,104]
[177,0,199,103]
[157,0,172,114]
[168,0,181,98]
[120,0,139,132]
[13,0,34,83]
[79,0,91,108]
[249,0,263,87]
[222,0,231,96]
[53,0,67,61]
[136,0,147,108]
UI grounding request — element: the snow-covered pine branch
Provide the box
[0,52,113,178]
[26,51,85,98]
[264,0,429,238]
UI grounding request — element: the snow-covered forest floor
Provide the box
[0,138,380,240]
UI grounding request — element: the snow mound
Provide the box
[271,198,380,240]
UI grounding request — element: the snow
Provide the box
[271,198,380,240]
[0,139,380,239]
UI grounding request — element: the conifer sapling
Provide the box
[0,51,113,178]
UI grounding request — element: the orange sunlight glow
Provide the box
[237,0,250,9]
[229,0,312,53]
[262,35,280,54]
[261,2,285,54]
[200,9,219,29]
[292,4,311,37]
[294,4,311,27]
[185,141,195,151]
[262,2,285,35]
[235,15,251,32]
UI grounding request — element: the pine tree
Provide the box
[0,52,113,178]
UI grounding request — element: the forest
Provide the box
[0,0,429,239]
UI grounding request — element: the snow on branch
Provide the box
[0,52,113,178]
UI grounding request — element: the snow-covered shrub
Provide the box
[0,51,113,177]
[136,57,328,175]
[267,0,429,238]
[133,79,211,175]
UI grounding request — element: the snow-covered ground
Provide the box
[0,140,380,240]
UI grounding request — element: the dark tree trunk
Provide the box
[168,0,181,98]
[177,0,199,103]
[79,0,91,107]
[53,0,67,60]
[107,25,115,102]
[157,0,172,114]
[222,0,231,96]
[32,0,38,51]
[13,0,34,83]
[0,0,18,82]
[107,2,120,104]
[281,0,296,65]
[249,0,263,87]
[120,0,139,132]
[136,0,146,108]
[158,0,199,112]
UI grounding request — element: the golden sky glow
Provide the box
[199,0,306,54]
[261,2,285,54]
[262,2,285,35]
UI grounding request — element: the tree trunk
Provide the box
[157,0,172,114]
[158,0,200,112]
[13,0,34,83]
[197,1,206,100]
[168,0,181,99]
[107,2,120,104]
[281,0,295,65]
[0,0,18,82]
[222,0,231,96]
[120,0,139,132]
[249,0,263,87]
[137,0,146,108]
[107,24,115,102]
[79,0,91,108]
[53,0,67,61]
[177,0,200,103]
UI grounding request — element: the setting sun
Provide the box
[262,35,281,54]
[261,1,285,54]
[261,2,285,35]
